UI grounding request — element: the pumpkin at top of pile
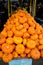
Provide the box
[0,9,43,63]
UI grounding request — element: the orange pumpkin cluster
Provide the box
[0,10,43,63]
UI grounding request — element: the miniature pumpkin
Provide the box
[16,44,25,54]
[0,34,6,44]
[20,53,26,58]
[35,39,39,46]
[39,34,43,39]
[14,30,23,37]
[30,34,38,40]
[36,23,42,30]
[28,27,35,34]
[13,17,18,24]
[31,48,40,59]
[13,51,18,58]
[7,31,13,37]
[5,25,11,31]
[1,29,7,38]
[11,26,16,33]
[26,39,36,49]
[15,24,23,30]
[23,23,29,29]
[25,48,31,54]
[19,16,27,24]
[13,36,23,44]
[28,19,35,28]
[6,37,13,44]
[21,28,27,34]
[23,32,30,39]
[35,29,41,34]
[2,43,14,53]
[17,10,25,16]
[2,53,13,63]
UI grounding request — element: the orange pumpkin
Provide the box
[39,34,43,39]
[31,48,40,59]
[6,37,14,44]
[23,32,30,38]
[17,10,25,17]
[26,39,36,49]
[28,27,35,34]
[7,31,13,37]
[2,43,14,53]
[13,17,18,24]
[13,36,23,44]
[30,34,38,40]
[11,26,16,33]
[36,23,42,30]
[1,29,7,38]
[15,24,23,30]
[25,48,31,54]
[19,16,27,24]
[20,53,26,58]
[5,25,11,31]
[35,39,39,46]
[16,44,25,54]
[13,51,18,58]
[0,34,6,44]
[23,23,29,29]
[2,53,13,63]
[14,30,23,37]
[21,28,27,34]
[35,29,41,34]
[28,19,35,28]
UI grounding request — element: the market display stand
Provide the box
[32,58,43,65]
[0,58,43,65]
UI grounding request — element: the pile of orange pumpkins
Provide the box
[0,10,43,63]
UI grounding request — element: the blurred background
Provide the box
[0,0,43,31]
